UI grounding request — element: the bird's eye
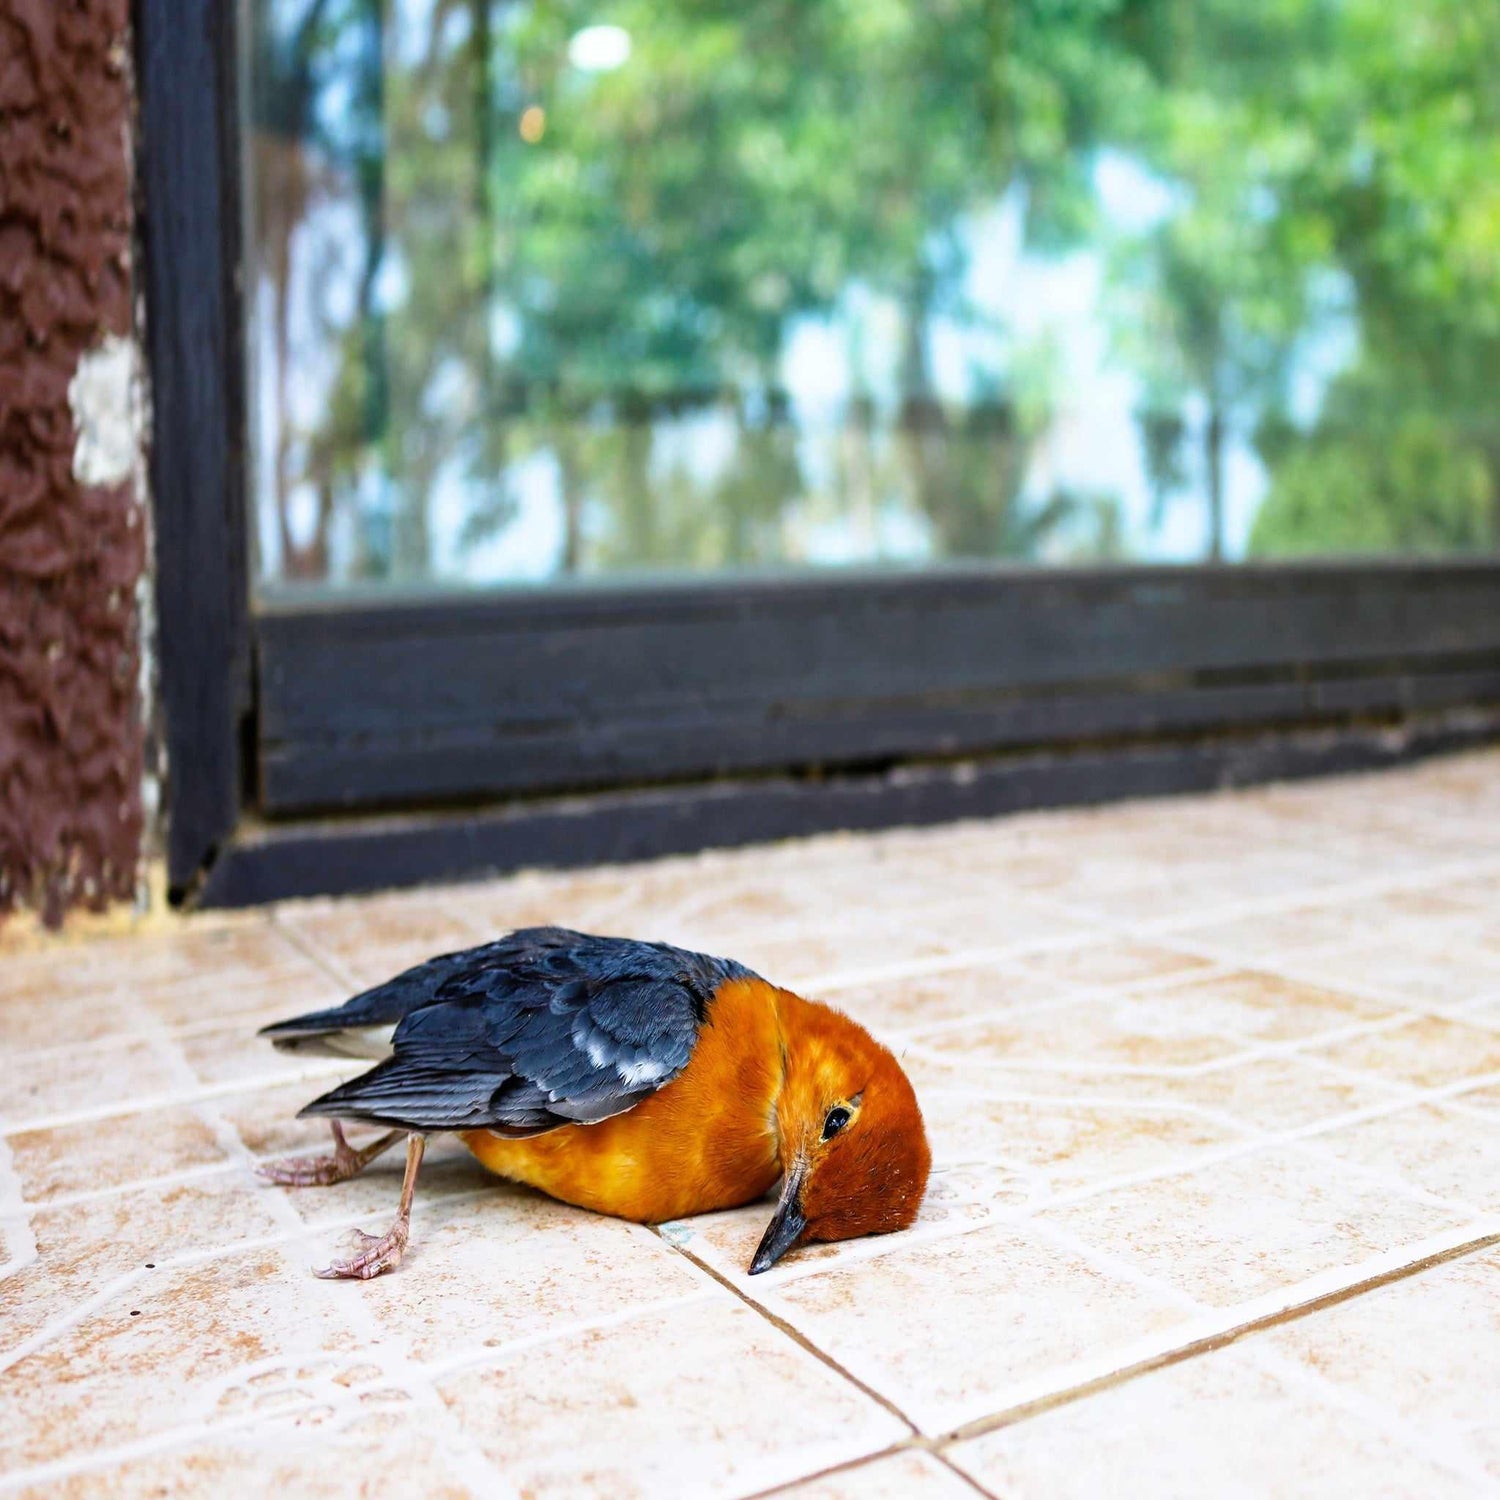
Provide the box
[822,1106,852,1140]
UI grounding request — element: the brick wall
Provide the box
[0,0,149,925]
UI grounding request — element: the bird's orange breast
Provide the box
[460,975,785,1223]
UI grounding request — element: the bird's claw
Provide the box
[314,1220,409,1281]
[258,1124,401,1188]
[256,1151,357,1187]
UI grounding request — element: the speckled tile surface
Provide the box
[3,750,1499,1497]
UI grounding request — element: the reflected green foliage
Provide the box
[249,0,1500,587]
[1240,0,1500,557]
[1252,374,1497,556]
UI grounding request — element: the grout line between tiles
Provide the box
[0,1187,498,1376]
[263,913,367,994]
[896,1012,1414,1083]
[1149,925,1500,1029]
[0,1319,522,1500]
[928,1447,1002,1499]
[1241,1341,1498,1490]
[0,1062,354,1139]
[1024,1065,1500,1221]
[939,1220,1500,1446]
[166,1033,525,1500]
[0,1136,36,1280]
[709,1059,1500,1300]
[883,957,1245,1044]
[0,1266,149,1378]
[735,1441,912,1500]
[739,1440,999,1500]
[1006,851,1500,948]
[420,1286,718,1385]
[0,1389,339,1497]
[664,1232,922,1441]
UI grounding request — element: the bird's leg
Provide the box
[257,1121,403,1187]
[315,1134,426,1281]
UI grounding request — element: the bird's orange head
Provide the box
[750,993,931,1274]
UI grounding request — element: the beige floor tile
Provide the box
[263,1139,498,1231]
[917,994,1251,1075]
[725,902,1088,989]
[0,1246,365,1470]
[608,876,814,944]
[12,1412,481,1500]
[867,1036,1412,1139]
[1448,1080,1500,1118]
[1004,940,1217,992]
[1151,1055,1412,1132]
[1469,926,1500,972]
[1301,1103,1500,1212]
[2,920,282,1006]
[450,890,640,943]
[1275,939,1500,1013]
[272,898,491,988]
[1172,886,1491,962]
[216,1095,516,1245]
[756,1222,1191,1434]
[174,1022,354,1092]
[0,987,151,1055]
[947,1343,1486,1498]
[8,1105,229,1203]
[0,1174,286,1354]
[1307,1016,1500,1090]
[779,1449,975,1499]
[659,1176,995,1290]
[1057,857,1350,926]
[1467,994,1500,1029]
[818,963,1071,1038]
[1142,969,1398,1044]
[5,750,1499,1498]
[142,953,347,1034]
[0,1035,184,1130]
[352,1188,707,1363]
[1266,1243,1500,1478]
[1046,1145,1463,1308]
[435,1295,907,1499]
[214,1076,365,1160]
[1268,802,1498,863]
[215,1080,488,1191]
[921,1091,1248,1197]
[459,853,830,940]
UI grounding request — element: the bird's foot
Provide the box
[314,1217,410,1280]
[257,1122,401,1187]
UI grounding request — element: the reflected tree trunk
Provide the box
[556,424,585,574]
[256,0,335,582]
[897,267,947,548]
[352,0,390,578]
[1205,391,1225,563]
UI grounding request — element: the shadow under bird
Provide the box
[258,927,931,1279]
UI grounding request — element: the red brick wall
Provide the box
[0,0,148,925]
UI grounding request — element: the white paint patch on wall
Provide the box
[68,334,144,488]
[70,323,159,907]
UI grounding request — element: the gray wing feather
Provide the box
[266,928,748,1134]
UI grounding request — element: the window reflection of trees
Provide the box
[249,0,1500,588]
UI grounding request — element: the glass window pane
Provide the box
[246,0,1500,593]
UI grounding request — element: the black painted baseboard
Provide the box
[196,707,1500,909]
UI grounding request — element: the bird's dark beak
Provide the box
[749,1163,808,1275]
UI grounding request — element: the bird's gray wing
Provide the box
[269,927,747,1135]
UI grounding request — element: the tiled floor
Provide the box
[3,750,1500,1497]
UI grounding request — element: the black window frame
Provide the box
[139,1,1500,910]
